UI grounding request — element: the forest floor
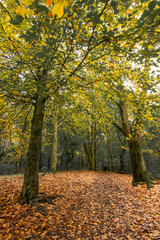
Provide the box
[0,171,160,240]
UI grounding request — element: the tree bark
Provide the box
[83,142,95,170]
[18,95,45,204]
[119,147,125,173]
[90,119,96,170]
[117,134,126,173]
[108,137,114,171]
[118,101,153,188]
[80,149,85,169]
[155,143,160,157]
[50,121,58,173]
[128,139,152,187]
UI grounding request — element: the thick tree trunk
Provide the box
[155,143,160,157]
[83,125,95,171]
[118,101,153,188]
[129,139,152,187]
[89,154,95,170]
[50,121,58,173]
[18,95,45,204]
[83,142,95,170]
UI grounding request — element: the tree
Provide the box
[117,100,153,187]
[96,58,159,187]
[0,0,111,203]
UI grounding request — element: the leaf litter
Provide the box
[0,171,160,239]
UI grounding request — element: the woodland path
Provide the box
[0,171,160,239]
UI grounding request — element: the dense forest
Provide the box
[0,0,160,205]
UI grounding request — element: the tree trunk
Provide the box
[118,101,153,188]
[94,136,97,170]
[129,139,152,187]
[119,147,125,173]
[83,142,95,170]
[83,142,91,169]
[109,138,114,171]
[18,95,45,204]
[80,149,85,169]
[117,133,126,173]
[155,142,160,157]
[90,154,95,170]
[50,121,58,173]
[90,119,96,170]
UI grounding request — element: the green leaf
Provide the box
[114,8,119,14]
[10,15,24,25]
[99,0,110,3]
[140,9,150,20]
[15,14,24,24]
[148,1,157,12]
[88,0,94,4]
[37,5,49,13]
[108,30,114,37]
[110,0,118,8]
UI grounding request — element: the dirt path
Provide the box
[0,171,160,239]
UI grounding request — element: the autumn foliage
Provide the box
[0,171,160,239]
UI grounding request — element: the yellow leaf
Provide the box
[100,15,104,21]
[52,2,64,18]
[63,0,68,7]
[5,15,11,22]
[54,0,69,6]
[26,9,34,17]
[75,24,78,30]
[17,6,25,17]
[7,0,15,8]
[22,0,33,6]
[105,12,114,22]
[85,24,89,30]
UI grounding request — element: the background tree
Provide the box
[94,57,160,187]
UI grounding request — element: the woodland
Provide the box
[0,0,160,239]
